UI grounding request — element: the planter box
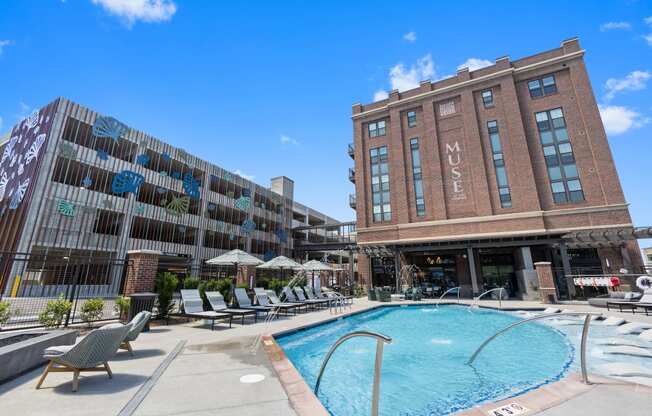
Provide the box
[0,329,78,383]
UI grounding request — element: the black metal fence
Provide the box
[0,252,130,331]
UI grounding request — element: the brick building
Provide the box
[349,38,644,299]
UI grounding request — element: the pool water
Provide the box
[276,305,572,416]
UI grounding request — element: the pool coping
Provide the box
[262,302,639,416]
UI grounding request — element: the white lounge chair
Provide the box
[639,329,652,342]
[253,288,298,315]
[601,317,626,326]
[36,322,131,392]
[596,338,651,349]
[234,288,273,315]
[603,345,652,359]
[205,291,258,325]
[616,322,652,335]
[175,289,232,330]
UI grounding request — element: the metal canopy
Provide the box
[562,226,652,249]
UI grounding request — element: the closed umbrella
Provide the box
[206,249,263,302]
[302,260,333,290]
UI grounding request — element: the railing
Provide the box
[349,194,356,209]
[315,330,392,416]
[327,291,351,314]
[348,167,356,183]
[348,143,355,158]
[467,312,601,384]
[472,287,505,309]
[435,287,460,308]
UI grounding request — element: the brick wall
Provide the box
[124,250,161,295]
[535,262,557,303]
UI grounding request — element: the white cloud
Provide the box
[403,31,417,42]
[388,54,435,92]
[91,0,177,26]
[233,169,255,181]
[0,116,3,131]
[604,70,651,101]
[600,21,631,31]
[599,105,649,135]
[373,90,389,102]
[0,40,12,55]
[645,16,652,26]
[457,57,492,72]
[645,33,652,46]
[280,134,299,146]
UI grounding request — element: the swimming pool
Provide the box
[276,305,573,416]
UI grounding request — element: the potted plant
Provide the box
[114,296,130,322]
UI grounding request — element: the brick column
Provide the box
[124,250,162,296]
[534,261,557,304]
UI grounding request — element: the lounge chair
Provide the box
[603,345,652,358]
[253,288,298,315]
[265,289,305,314]
[640,329,652,342]
[36,322,131,392]
[601,316,626,326]
[303,286,332,307]
[294,287,329,309]
[607,289,652,314]
[120,311,151,355]
[616,322,652,335]
[175,289,232,330]
[234,288,274,315]
[205,291,258,325]
[281,287,309,312]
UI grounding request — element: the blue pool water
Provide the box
[276,305,573,416]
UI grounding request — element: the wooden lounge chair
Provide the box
[36,322,130,392]
[205,291,258,325]
[120,310,151,355]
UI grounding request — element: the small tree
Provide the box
[155,272,178,318]
[269,278,286,296]
[80,297,104,327]
[38,294,73,328]
[114,296,130,321]
[0,300,14,328]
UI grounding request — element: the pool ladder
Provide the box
[328,291,352,314]
[314,330,392,416]
[467,312,602,384]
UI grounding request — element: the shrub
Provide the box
[38,294,72,328]
[155,272,178,318]
[268,278,287,296]
[183,277,201,289]
[0,301,13,327]
[292,276,307,288]
[255,277,270,289]
[114,296,130,321]
[80,297,104,327]
[236,282,249,289]
[199,278,233,305]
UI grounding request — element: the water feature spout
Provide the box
[435,287,460,309]
[472,287,505,310]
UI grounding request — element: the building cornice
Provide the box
[352,50,585,121]
[357,203,629,234]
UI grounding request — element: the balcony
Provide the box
[348,143,355,159]
[348,167,355,183]
[349,193,356,209]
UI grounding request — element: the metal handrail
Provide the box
[315,330,392,416]
[473,287,505,309]
[327,291,350,314]
[435,286,460,308]
[467,312,601,384]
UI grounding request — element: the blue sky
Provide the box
[1,1,651,242]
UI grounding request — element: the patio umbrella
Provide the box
[256,256,303,284]
[206,249,263,301]
[302,260,333,290]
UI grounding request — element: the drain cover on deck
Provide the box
[240,374,265,384]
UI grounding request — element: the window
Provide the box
[486,121,512,208]
[368,120,386,138]
[370,146,391,221]
[439,101,456,116]
[410,138,425,216]
[535,108,584,204]
[528,74,557,98]
[407,111,417,127]
[481,90,494,108]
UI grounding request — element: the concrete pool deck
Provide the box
[1,298,651,415]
